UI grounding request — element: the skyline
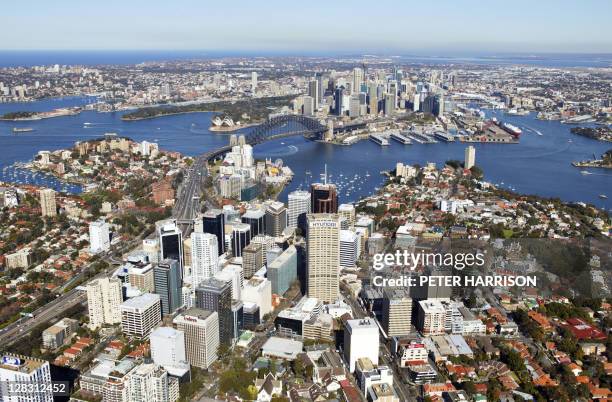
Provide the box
[1,0,611,53]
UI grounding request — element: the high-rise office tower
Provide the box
[464,146,476,169]
[368,83,378,115]
[173,308,219,369]
[352,67,364,94]
[87,277,122,329]
[39,188,57,217]
[157,220,183,270]
[334,87,344,116]
[339,229,359,268]
[265,201,287,237]
[302,96,315,116]
[231,223,251,257]
[349,95,361,117]
[382,289,413,337]
[202,209,225,256]
[150,326,187,371]
[288,190,310,229]
[338,204,356,228]
[384,94,395,116]
[306,214,340,303]
[242,243,263,279]
[120,293,162,338]
[311,183,338,213]
[308,79,319,109]
[241,208,265,236]
[190,232,219,287]
[268,245,297,296]
[344,318,379,372]
[0,354,53,402]
[195,277,233,344]
[89,219,110,253]
[154,259,183,315]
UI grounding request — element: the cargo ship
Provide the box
[501,123,522,138]
[12,127,35,133]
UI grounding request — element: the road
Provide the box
[339,284,418,401]
[0,237,142,348]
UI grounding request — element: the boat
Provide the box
[599,195,608,199]
[433,132,455,142]
[390,131,412,144]
[580,171,592,175]
[12,127,34,133]
[501,123,522,138]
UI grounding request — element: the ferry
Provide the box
[580,171,592,175]
[12,127,34,133]
[599,194,608,199]
[369,134,389,146]
[433,132,455,142]
[390,131,412,144]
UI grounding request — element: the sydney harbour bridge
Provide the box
[174,115,365,230]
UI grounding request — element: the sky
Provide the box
[1,0,611,54]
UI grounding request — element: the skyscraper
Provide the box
[0,354,53,402]
[344,318,379,372]
[87,277,122,329]
[352,67,364,94]
[339,229,359,268]
[231,223,251,257]
[120,293,162,338]
[268,245,297,296]
[464,146,476,169]
[307,214,340,303]
[241,208,265,236]
[338,203,356,228]
[157,220,183,270]
[251,71,257,93]
[195,277,233,344]
[190,232,219,287]
[150,326,187,372]
[202,209,225,256]
[154,259,183,315]
[288,190,310,229]
[265,201,287,237]
[308,79,319,109]
[173,308,219,369]
[39,188,56,217]
[311,183,338,213]
[89,219,110,253]
[242,242,263,279]
[382,289,413,337]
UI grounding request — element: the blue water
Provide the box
[0,51,610,68]
[0,98,610,209]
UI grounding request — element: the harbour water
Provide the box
[0,97,610,210]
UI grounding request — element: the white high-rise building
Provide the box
[339,229,360,268]
[120,293,162,338]
[127,363,178,402]
[307,214,340,303]
[173,308,219,369]
[464,146,476,169]
[241,277,272,320]
[287,190,310,228]
[0,354,53,402]
[150,327,187,370]
[86,277,122,329]
[89,219,110,253]
[344,318,379,372]
[39,188,56,217]
[190,232,219,287]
